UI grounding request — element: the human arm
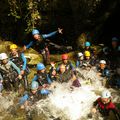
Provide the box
[69,61,75,71]
[32,75,38,82]
[91,98,100,113]
[24,41,34,50]
[47,74,52,84]
[19,93,29,105]
[42,28,63,39]
[42,31,58,39]
[0,73,3,82]
[10,61,21,74]
[21,53,27,74]
[10,61,22,79]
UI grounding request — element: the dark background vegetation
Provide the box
[0,0,120,48]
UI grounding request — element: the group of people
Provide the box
[0,44,28,93]
[0,27,120,119]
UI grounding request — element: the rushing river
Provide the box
[0,67,120,120]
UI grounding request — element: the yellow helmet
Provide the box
[10,44,18,50]
[84,51,90,57]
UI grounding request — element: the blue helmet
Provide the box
[32,29,40,35]
[37,63,45,70]
[31,81,39,90]
[85,41,91,47]
[112,37,119,42]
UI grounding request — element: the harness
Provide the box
[37,72,49,86]
[10,52,23,69]
[10,52,30,74]
[0,63,18,82]
[28,91,41,103]
[59,61,73,71]
[96,98,115,116]
[65,61,72,70]
[77,60,83,67]
[58,70,72,83]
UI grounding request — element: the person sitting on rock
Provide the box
[57,54,75,72]
[90,47,100,66]
[83,41,93,54]
[97,60,110,78]
[90,90,120,120]
[32,63,52,95]
[19,81,41,109]
[57,64,81,87]
[82,51,92,68]
[9,44,29,90]
[0,53,22,92]
[76,52,84,68]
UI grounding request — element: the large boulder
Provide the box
[24,48,43,65]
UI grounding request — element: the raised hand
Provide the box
[58,28,63,34]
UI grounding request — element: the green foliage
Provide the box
[0,0,118,46]
[7,0,56,33]
[25,0,41,33]
[8,0,21,21]
[7,0,41,33]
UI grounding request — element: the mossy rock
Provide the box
[50,51,77,62]
[0,40,13,53]
[24,48,43,65]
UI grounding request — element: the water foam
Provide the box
[33,67,106,120]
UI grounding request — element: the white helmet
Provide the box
[101,90,111,98]
[0,53,8,60]
[78,52,83,57]
[100,60,106,64]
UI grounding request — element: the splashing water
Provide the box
[1,67,120,120]
[31,67,107,120]
[0,93,15,119]
[0,94,14,111]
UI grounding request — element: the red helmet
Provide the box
[61,54,68,60]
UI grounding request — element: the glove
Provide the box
[40,89,51,95]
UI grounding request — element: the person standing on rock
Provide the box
[0,53,22,92]
[23,28,63,65]
[9,44,29,90]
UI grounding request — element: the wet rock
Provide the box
[0,41,13,53]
